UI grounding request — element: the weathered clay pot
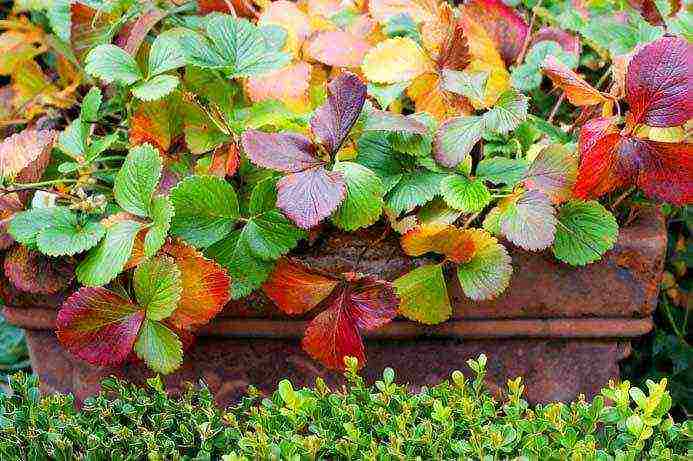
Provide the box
[3,208,666,406]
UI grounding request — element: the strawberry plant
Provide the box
[0,0,690,375]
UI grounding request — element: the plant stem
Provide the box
[548,93,565,124]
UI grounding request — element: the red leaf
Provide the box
[0,194,22,250]
[574,118,628,200]
[625,36,693,128]
[437,21,470,71]
[310,72,367,154]
[4,245,74,294]
[241,130,321,173]
[302,274,398,370]
[575,118,693,204]
[460,0,529,65]
[620,137,693,205]
[198,0,260,18]
[56,287,144,366]
[263,257,339,315]
[71,3,116,60]
[163,242,231,329]
[276,166,347,229]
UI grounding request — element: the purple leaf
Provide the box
[241,129,321,173]
[310,72,367,154]
[277,167,347,229]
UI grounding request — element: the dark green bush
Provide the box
[1,355,691,460]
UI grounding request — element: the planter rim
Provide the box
[3,305,652,340]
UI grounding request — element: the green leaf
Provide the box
[440,70,488,107]
[131,75,180,101]
[440,175,491,213]
[383,13,421,43]
[332,162,384,231]
[248,176,279,216]
[552,200,618,266]
[181,16,290,77]
[205,229,275,299]
[367,81,410,110]
[483,89,529,135]
[144,196,173,258]
[114,144,162,217]
[76,219,143,287]
[36,210,106,257]
[84,44,142,85]
[476,157,528,186]
[170,175,239,248]
[57,119,88,159]
[243,211,306,260]
[8,207,66,248]
[394,264,451,324]
[148,33,186,77]
[511,63,543,92]
[457,231,512,301]
[433,116,485,168]
[133,256,182,321]
[46,0,71,43]
[356,131,403,194]
[497,190,557,251]
[81,87,102,122]
[134,319,183,374]
[385,171,443,215]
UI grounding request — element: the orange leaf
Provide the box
[262,257,339,315]
[406,72,472,121]
[163,242,231,329]
[542,55,610,107]
[245,62,312,112]
[304,30,371,68]
[401,223,477,263]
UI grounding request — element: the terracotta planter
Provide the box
[3,208,666,406]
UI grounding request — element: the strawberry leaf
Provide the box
[205,229,275,299]
[498,190,557,251]
[114,144,162,217]
[76,219,143,287]
[476,157,527,186]
[85,44,143,85]
[263,258,339,315]
[456,229,512,301]
[440,69,488,108]
[133,319,183,374]
[163,242,231,329]
[131,75,180,101]
[393,263,451,324]
[56,287,144,366]
[147,33,186,77]
[36,209,106,257]
[356,131,404,193]
[332,162,385,231]
[133,256,182,321]
[241,130,320,172]
[304,30,370,68]
[302,274,398,370]
[169,175,240,248]
[482,89,529,135]
[310,72,367,154]
[4,245,74,294]
[524,144,578,205]
[433,116,485,168]
[143,196,173,258]
[181,15,290,77]
[9,207,70,248]
[401,224,477,263]
[386,171,443,215]
[552,200,618,266]
[573,118,625,200]
[363,109,430,135]
[243,210,307,260]
[440,175,491,213]
[276,167,347,229]
[0,129,56,179]
[625,36,693,128]
[542,55,609,107]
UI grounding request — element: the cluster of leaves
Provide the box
[0,0,690,374]
[1,356,691,460]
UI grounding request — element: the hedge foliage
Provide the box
[1,355,691,460]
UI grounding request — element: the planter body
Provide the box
[3,209,666,406]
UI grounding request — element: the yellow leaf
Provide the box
[0,31,45,75]
[259,0,312,57]
[362,37,433,84]
[458,12,510,109]
[246,62,312,113]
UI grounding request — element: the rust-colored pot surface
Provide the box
[3,208,666,406]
